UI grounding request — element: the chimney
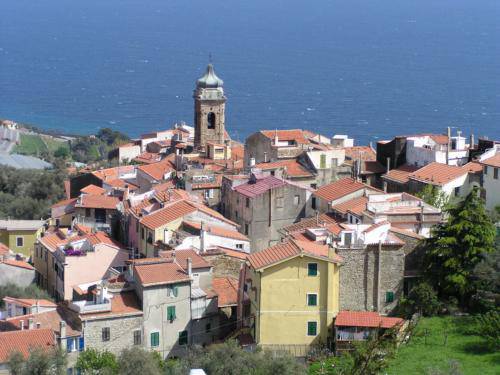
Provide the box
[36,322,41,329]
[187,257,193,277]
[274,129,279,145]
[386,157,391,173]
[28,318,34,330]
[315,211,320,226]
[200,222,206,253]
[249,157,256,167]
[264,152,268,163]
[470,133,475,149]
[60,321,67,351]
[446,127,451,165]
[19,320,24,330]
[172,250,176,263]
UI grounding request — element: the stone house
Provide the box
[478,147,500,211]
[221,174,314,252]
[136,159,175,193]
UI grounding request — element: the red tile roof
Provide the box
[159,249,211,270]
[39,229,122,252]
[260,129,309,144]
[0,243,10,257]
[138,159,174,181]
[79,292,143,319]
[382,165,420,184]
[3,297,55,308]
[344,146,376,161]
[332,196,368,216]
[134,152,162,164]
[80,184,106,195]
[409,162,468,186]
[211,277,239,307]
[191,174,223,190]
[480,153,500,168]
[0,259,34,271]
[462,161,483,174]
[335,311,403,329]
[92,165,135,182]
[314,178,371,202]
[247,239,341,270]
[282,213,339,234]
[51,197,78,209]
[0,328,55,362]
[254,159,314,178]
[234,175,287,198]
[183,221,249,241]
[134,259,190,286]
[76,194,119,210]
[140,200,196,229]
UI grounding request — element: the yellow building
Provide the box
[242,239,341,353]
[0,220,45,258]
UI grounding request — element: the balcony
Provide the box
[69,299,111,314]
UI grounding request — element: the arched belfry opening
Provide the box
[207,112,216,129]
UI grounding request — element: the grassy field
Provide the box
[41,134,69,154]
[386,316,500,374]
[14,133,48,156]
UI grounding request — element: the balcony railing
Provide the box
[69,300,111,314]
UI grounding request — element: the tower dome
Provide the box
[196,64,224,89]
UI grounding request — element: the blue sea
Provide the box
[1,0,499,145]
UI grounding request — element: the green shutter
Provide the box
[173,286,179,297]
[320,154,326,169]
[167,306,176,321]
[308,263,318,276]
[307,322,317,336]
[179,330,188,345]
[150,332,159,347]
[386,291,394,303]
[307,294,317,306]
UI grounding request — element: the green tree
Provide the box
[423,187,496,302]
[398,282,441,317]
[7,347,67,375]
[54,146,70,159]
[7,351,24,375]
[475,310,500,351]
[76,349,119,375]
[415,184,449,209]
[118,348,163,375]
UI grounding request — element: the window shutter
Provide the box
[78,336,84,352]
[173,286,179,297]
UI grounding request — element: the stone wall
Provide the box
[0,263,35,287]
[338,244,404,314]
[202,253,243,279]
[83,314,144,355]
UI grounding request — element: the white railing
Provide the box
[69,300,111,314]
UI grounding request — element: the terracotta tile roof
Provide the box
[187,201,238,226]
[0,307,81,337]
[76,194,119,210]
[260,129,309,144]
[51,197,78,209]
[183,221,249,241]
[332,196,368,216]
[73,223,92,234]
[134,152,162,164]
[335,311,403,329]
[281,214,338,234]
[0,259,34,271]
[79,292,143,319]
[0,243,10,257]
[211,277,239,307]
[202,247,248,260]
[2,297,55,308]
[389,226,425,240]
[462,161,483,174]
[92,165,135,182]
[0,328,55,362]
[382,165,420,184]
[80,184,106,195]
[343,146,376,161]
[138,159,175,181]
[134,259,190,286]
[234,175,287,198]
[429,134,449,145]
[314,178,371,202]
[39,229,122,252]
[231,144,244,160]
[480,153,500,168]
[104,178,138,190]
[85,232,123,249]
[409,162,468,186]
[254,159,314,178]
[159,249,211,270]
[140,200,196,229]
[247,239,340,270]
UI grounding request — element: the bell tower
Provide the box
[193,64,226,151]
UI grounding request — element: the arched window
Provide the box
[207,112,216,129]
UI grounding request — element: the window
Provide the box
[150,332,159,347]
[67,337,75,353]
[320,154,326,169]
[179,330,188,345]
[133,330,141,345]
[276,197,284,208]
[136,221,139,233]
[494,168,499,180]
[235,211,239,219]
[307,321,317,336]
[236,243,243,250]
[102,327,110,342]
[85,208,91,217]
[207,112,216,129]
[484,166,488,175]
[246,198,250,208]
[308,263,318,276]
[454,186,460,196]
[16,237,24,247]
[311,197,316,210]
[245,224,249,235]
[307,293,318,306]
[167,285,179,298]
[205,323,211,333]
[78,336,84,352]
[147,232,153,244]
[294,195,300,205]
[141,228,145,240]
[386,291,394,303]
[167,306,176,321]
